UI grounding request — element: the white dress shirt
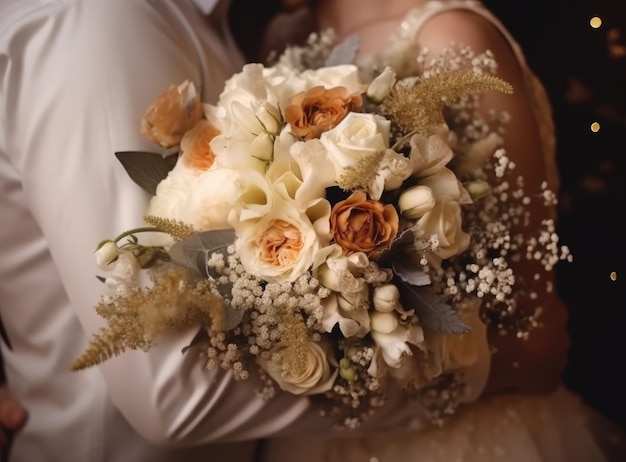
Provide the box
[0,1,441,461]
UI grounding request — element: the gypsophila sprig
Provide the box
[76,31,571,428]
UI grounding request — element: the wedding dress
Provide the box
[259,2,626,461]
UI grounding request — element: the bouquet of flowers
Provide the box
[73,35,571,427]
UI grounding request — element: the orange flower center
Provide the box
[259,219,303,267]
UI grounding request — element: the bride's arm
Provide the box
[415,10,570,395]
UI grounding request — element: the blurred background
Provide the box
[484,0,626,430]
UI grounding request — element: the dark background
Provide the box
[484,0,626,430]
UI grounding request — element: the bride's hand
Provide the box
[484,294,570,395]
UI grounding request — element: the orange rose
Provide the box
[284,86,363,140]
[140,80,204,148]
[179,119,220,173]
[330,191,399,256]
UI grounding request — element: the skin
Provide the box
[0,384,28,461]
[279,0,571,396]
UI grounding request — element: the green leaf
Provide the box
[169,230,244,330]
[168,230,236,278]
[325,34,360,66]
[396,280,470,334]
[115,151,177,195]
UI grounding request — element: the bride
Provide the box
[256,1,626,460]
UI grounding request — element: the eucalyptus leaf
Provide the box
[397,280,470,333]
[115,151,177,195]
[393,259,431,287]
[325,34,360,66]
[224,306,246,331]
[168,229,236,278]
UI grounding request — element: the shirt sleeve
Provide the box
[0,0,432,447]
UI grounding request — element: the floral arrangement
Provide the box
[73,34,571,427]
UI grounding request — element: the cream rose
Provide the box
[417,198,470,261]
[398,185,436,219]
[185,168,241,230]
[320,112,390,171]
[234,190,327,282]
[409,124,454,178]
[261,339,338,395]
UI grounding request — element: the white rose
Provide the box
[146,166,198,224]
[409,124,454,178]
[318,112,392,198]
[185,167,241,230]
[417,198,470,261]
[301,64,367,95]
[289,139,337,205]
[419,167,473,205]
[398,185,436,219]
[260,339,338,396]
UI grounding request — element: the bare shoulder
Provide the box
[415,9,521,78]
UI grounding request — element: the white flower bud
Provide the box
[367,67,396,103]
[398,185,436,219]
[372,284,401,312]
[257,103,282,135]
[317,263,341,291]
[94,241,119,269]
[370,311,399,334]
[465,180,492,201]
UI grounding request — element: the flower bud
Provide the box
[372,284,401,313]
[464,180,492,201]
[370,311,399,334]
[367,67,396,103]
[317,263,341,291]
[398,185,436,219]
[94,241,119,269]
[339,365,357,382]
[257,103,282,136]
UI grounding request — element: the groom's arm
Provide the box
[1,0,436,447]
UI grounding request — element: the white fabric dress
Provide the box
[259,2,626,461]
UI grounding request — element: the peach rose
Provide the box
[179,119,220,173]
[284,86,362,140]
[330,191,399,256]
[140,80,204,148]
